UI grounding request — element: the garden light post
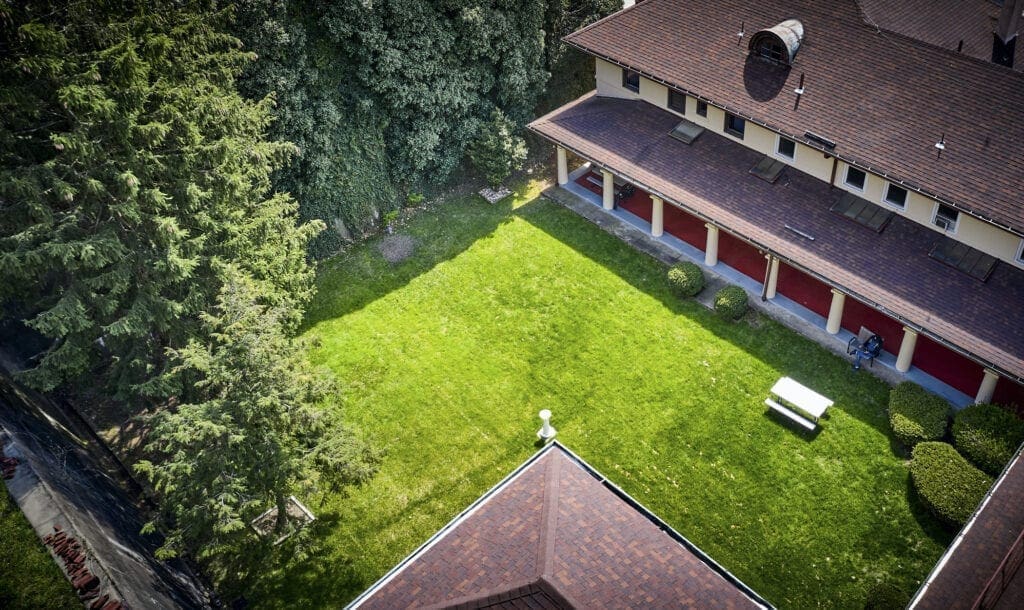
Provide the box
[537,409,556,441]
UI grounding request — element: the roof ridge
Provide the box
[563,0,643,42]
[852,0,1024,79]
[536,444,562,577]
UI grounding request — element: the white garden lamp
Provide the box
[537,409,556,441]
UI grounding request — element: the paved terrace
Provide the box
[529,94,1024,385]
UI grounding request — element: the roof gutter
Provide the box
[528,125,1024,386]
[563,40,1024,239]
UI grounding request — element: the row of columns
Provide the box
[556,145,1006,404]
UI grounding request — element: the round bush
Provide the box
[888,382,950,447]
[714,285,748,320]
[864,581,909,610]
[953,403,1024,476]
[910,442,993,528]
[667,262,704,297]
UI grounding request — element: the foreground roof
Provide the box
[348,442,769,609]
[528,94,1024,382]
[910,444,1024,609]
[565,0,1024,232]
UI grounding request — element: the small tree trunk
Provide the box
[274,493,289,534]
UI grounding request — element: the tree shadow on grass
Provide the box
[302,191,521,330]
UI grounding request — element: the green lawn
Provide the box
[258,181,950,608]
[1,489,78,609]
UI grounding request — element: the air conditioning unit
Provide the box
[933,216,953,231]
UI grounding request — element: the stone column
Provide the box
[651,196,664,237]
[895,327,918,373]
[826,289,846,335]
[556,146,568,186]
[704,223,719,266]
[765,256,780,299]
[602,169,615,210]
[975,369,999,404]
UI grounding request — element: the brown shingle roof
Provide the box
[348,443,769,609]
[564,0,1024,232]
[528,93,1024,382]
[910,446,1024,609]
[856,0,1013,69]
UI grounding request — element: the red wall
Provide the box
[663,204,707,250]
[619,193,653,223]
[992,378,1024,413]
[913,334,985,397]
[840,297,905,357]
[776,263,833,318]
[718,232,765,281]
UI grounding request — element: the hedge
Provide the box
[667,262,704,297]
[910,442,993,528]
[952,403,1024,476]
[888,382,950,447]
[714,285,748,320]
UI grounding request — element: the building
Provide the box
[528,0,1024,408]
[347,442,772,609]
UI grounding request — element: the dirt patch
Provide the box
[378,234,416,264]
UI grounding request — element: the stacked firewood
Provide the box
[42,524,124,609]
[1,454,17,479]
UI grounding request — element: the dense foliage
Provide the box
[910,442,992,528]
[233,0,620,257]
[0,1,319,398]
[667,262,705,297]
[863,581,909,610]
[952,403,1024,476]
[467,109,528,188]
[714,285,748,320]
[888,382,950,447]
[0,0,376,566]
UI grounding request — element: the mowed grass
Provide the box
[258,181,950,608]
[1,489,78,609]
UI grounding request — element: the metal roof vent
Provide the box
[749,19,804,65]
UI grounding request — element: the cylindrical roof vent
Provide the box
[749,19,804,65]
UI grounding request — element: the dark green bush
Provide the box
[953,403,1024,476]
[910,442,993,528]
[667,262,704,297]
[714,285,748,320]
[863,581,909,610]
[888,382,950,447]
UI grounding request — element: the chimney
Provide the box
[992,0,1023,67]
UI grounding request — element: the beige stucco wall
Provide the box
[589,60,1024,266]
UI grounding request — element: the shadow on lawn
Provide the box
[302,191,521,329]
[512,196,896,439]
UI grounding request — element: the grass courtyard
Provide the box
[258,181,951,608]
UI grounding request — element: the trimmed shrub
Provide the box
[864,581,909,610]
[953,403,1024,476]
[910,442,993,528]
[714,285,748,320]
[888,382,950,447]
[667,262,704,297]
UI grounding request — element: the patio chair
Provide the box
[847,326,883,370]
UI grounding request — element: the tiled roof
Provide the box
[348,443,769,609]
[564,0,1024,232]
[910,445,1024,609]
[856,0,1014,70]
[528,94,1024,382]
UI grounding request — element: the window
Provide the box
[724,112,745,139]
[830,192,893,233]
[883,184,907,209]
[1016,240,1024,265]
[696,100,708,117]
[622,68,640,92]
[844,166,866,191]
[668,89,686,114]
[753,37,789,64]
[933,203,959,232]
[775,136,796,160]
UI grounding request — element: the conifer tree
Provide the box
[0,1,321,399]
[135,270,378,560]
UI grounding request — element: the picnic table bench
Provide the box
[765,376,833,431]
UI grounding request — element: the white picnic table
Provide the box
[765,376,834,430]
